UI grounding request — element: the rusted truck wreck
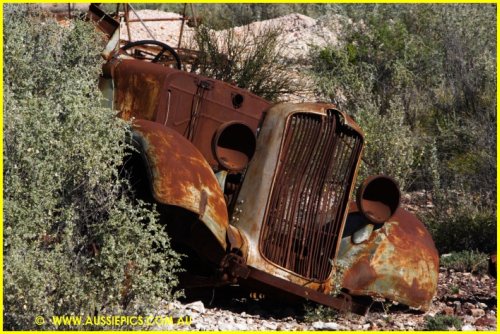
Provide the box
[89,5,439,314]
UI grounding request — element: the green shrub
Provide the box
[423,315,462,331]
[440,251,489,274]
[303,304,339,323]
[424,191,496,254]
[310,5,495,197]
[309,19,439,191]
[353,97,420,190]
[3,5,181,330]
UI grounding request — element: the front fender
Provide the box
[338,207,439,310]
[131,119,229,250]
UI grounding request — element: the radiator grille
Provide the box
[260,111,362,281]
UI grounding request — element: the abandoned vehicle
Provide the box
[89,4,439,314]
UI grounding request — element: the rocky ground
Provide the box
[150,268,496,331]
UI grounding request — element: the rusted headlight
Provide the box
[356,175,401,224]
[213,122,256,171]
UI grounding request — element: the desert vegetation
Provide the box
[308,4,496,255]
[3,5,182,330]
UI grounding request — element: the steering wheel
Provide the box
[120,40,182,70]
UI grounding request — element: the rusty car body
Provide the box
[89,4,439,314]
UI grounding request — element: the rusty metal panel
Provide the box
[110,57,271,171]
[260,110,363,281]
[87,4,119,37]
[131,119,229,249]
[161,72,271,170]
[247,267,370,315]
[339,206,439,310]
[113,59,170,121]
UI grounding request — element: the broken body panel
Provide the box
[90,5,438,314]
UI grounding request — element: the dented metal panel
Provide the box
[338,206,439,310]
[132,119,229,249]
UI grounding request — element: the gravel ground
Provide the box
[147,269,496,331]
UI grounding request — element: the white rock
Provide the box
[184,301,205,313]
[462,324,477,331]
[234,323,249,331]
[324,322,342,330]
[312,321,325,330]
[312,321,341,330]
[263,322,278,330]
[218,322,235,331]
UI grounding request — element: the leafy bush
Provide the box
[423,315,462,331]
[353,98,420,190]
[3,5,181,330]
[309,5,496,259]
[303,304,339,323]
[440,251,489,274]
[310,16,443,191]
[191,25,300,101]
[310,5,495,231]
[424,191,496,254]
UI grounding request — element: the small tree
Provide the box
[192,24,301,102]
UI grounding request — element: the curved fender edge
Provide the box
[131,119,229,250]
[338,206,439,311]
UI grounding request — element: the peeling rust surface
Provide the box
[339,206,439,310]
[114,60,167,121]
[132,119,229,249]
